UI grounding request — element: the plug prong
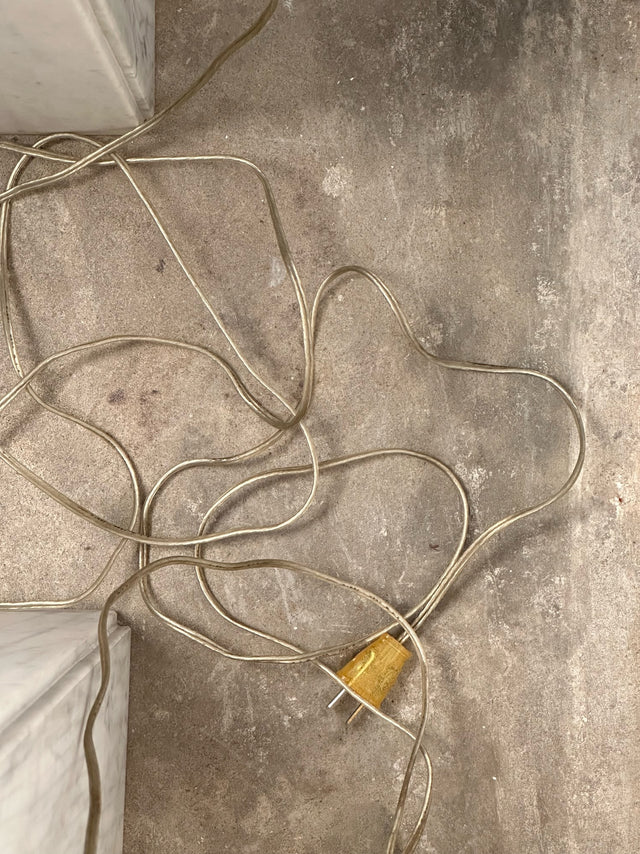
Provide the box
[327,687,347,709]
[346,703,365,725]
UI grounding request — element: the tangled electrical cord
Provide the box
[0,2,585,852]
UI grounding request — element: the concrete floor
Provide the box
[0,1,638,852]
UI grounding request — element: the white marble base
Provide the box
[0,0,154,134]
[0,610,130,854]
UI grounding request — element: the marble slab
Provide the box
[0,610,130,854]
[0,0,154,134]
[0,609,117,732]
[89,0,155,116]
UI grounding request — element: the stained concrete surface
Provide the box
[0,1,638,852]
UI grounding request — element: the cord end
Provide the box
[336,633,411,710]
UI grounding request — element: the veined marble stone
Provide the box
[0,0,154,133]
[0,610,130,854]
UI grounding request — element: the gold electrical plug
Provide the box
[336,633,411,720]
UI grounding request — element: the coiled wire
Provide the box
[0,2,584,852]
